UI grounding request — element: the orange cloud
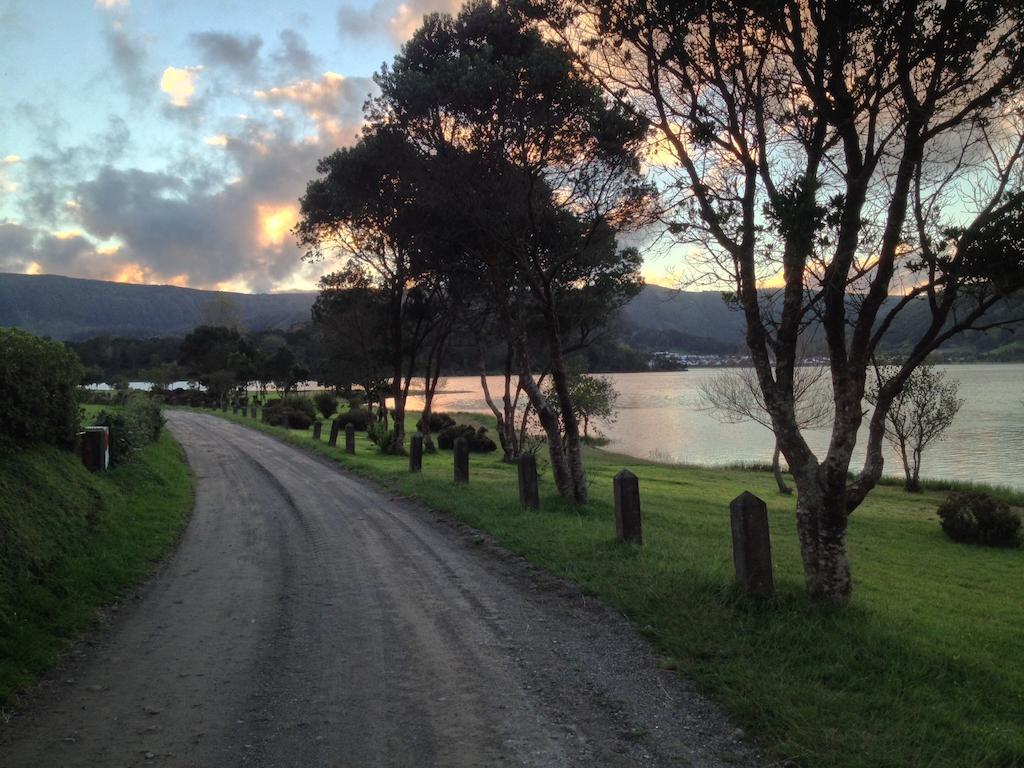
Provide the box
[257,203,300,248]
[113,263,147,284]
[204,134,229,147]
[160,66,202,107]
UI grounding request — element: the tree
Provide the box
[370,0,654,500]
[551,0,1024,600]
[545,373,621,442]
[265,346,309,397]
[698,364,830,494]
[178,325,253,402]
[298,130,450,454]
[866,364,963,493]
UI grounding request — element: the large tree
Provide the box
[298,129,450,453]
[548,0,1024,599]
[371,0,654,501]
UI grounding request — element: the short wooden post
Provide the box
[250,404,257,418]
[517,453,540,509]
[345,423,356,454]
[453,436,469,484]
[312,420,322,441]
[410,433,423,472]
[328,419,340,447]
[613,469,642,544]
[729,491,774,598]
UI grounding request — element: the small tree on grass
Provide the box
[545,373,621,443]
[699,364,830,494]
[867,364,963,493]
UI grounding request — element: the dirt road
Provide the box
[0,411,759,767]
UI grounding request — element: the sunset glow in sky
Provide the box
[0,0,679,293]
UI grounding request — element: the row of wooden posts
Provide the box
[229,402,776,598]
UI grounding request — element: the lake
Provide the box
[407,364,1024,491]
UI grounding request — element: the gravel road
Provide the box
[0,410,761,767]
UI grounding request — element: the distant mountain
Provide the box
[0,273,315,341]
[1,273,1020,359]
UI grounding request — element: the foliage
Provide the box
[544,373,620,439]
[335,408,371,431]
[867,364,964,492]
[177,325,254,399]
[437,424,498,453]
[937,492,1022,548]
[0,328,82,452]
[313,391,338,420]
[262,396,317,430]
[92,397,164,466]
[416,412,455,433]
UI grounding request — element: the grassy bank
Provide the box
[206,405,1022,768]
[0,427,194,705]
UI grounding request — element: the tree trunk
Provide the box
[543,322,588,504]
[907,445,923,493]
[479,348,517,463]
[420,389,436,453]
[518,361,574,500]
[794,480,852,602]
[772,442,793,495]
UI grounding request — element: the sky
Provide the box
[1,0,682,295]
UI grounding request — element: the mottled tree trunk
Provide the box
[518,362,574,500]
[543,320,588,504]
[772,441,792,495]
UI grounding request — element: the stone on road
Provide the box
[0,411,758,768]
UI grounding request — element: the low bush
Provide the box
[313,392,338,419]
[0,329,82,451]
[92,397,164,466]
[416,412,456,433]
[335,408,371,431]
[262,396,316,430]
[937,491,1022,547]
[437,424,497,453]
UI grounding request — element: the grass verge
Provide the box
[0,427,194,706]
[198,406,1021,768]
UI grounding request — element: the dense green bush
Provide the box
[76,388,131,406]
[937,492,1022,548]
[313,392,338,419]
[262,396,316,429]
[335,408,371,431]
[0,329,82,451]
[416,412,455,432]
[437,424,497,453]
[92,397,164,466]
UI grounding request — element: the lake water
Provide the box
[408,364,1024,491]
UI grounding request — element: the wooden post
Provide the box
[613,469,643,544]
[250,404,257,418]
[312,421,322,441]
[345,423,356,454]
[328,419,340,447]
[410,433,423,473]
[517,453,540,509]
[729,491,774,598]
[453,436,469,484]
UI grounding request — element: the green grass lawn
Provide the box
[0,422,194,706]
[204,404,1023,768]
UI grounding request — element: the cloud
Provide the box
[273,29,320,79]
[160,65,203,107]
[3,155,21,165]
[191,31,263,73]
[103,22,151,102]
[254,72,372,146]
[337,0,461,42]
[95,0,129,9]
[0,221,137,281]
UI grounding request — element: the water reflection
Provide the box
[409,365,1024,490]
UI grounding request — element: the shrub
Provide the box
[416,412,455,432]
[937,492,1022,548]
[92,397,164,466]
[347,392,366,410]
[313,392,338,419]
[437,424,497,453]
[262,397,316,430]
[0,329,82,451]
[335,408,371,431]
